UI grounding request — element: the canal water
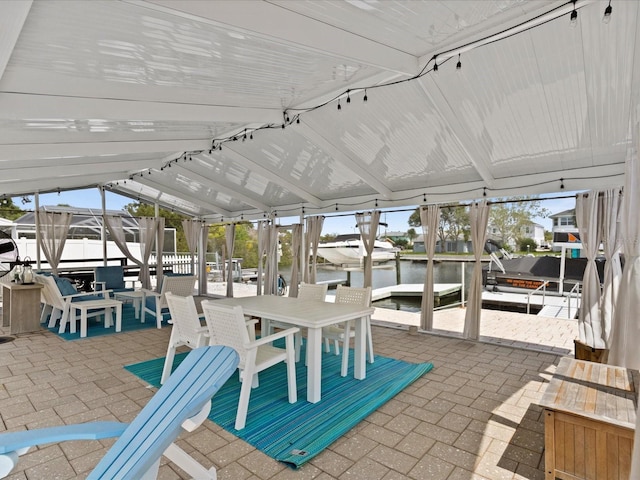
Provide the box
[279,259,476,313]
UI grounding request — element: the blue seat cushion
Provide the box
[54,276,77,296]
[72,295,107,302]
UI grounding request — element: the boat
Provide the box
[482,239,605,295]
[316,234,399,267]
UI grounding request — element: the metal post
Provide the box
[100,187,107,266]
[460,261,465,307]
[395,251,401,285]
[34,192,41,270]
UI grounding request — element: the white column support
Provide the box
[34,192,40,269]
[199,222,208,295]
[100,187,107,266]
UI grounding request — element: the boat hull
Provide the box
[317,239,397,266]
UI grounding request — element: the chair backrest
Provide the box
[35,274,66,310]
[165,293,206,347]
[297,283,328,301]
[335,285,372,307]
[201,302,251,369]
[159,275,197,297]
[89,345,238,479]
[94,266,125,290]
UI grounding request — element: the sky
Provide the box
[21,188,579,235]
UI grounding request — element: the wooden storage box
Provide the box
[541,357,637,479]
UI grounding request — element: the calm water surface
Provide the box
[279,260,475,313]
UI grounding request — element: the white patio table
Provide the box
[212,295,374,403]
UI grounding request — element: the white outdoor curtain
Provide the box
[256,221,269,295]
[289,223,302,297]
[600,188,622,345]
[609,147,640,369]
[356,210,381,288]
[225,223,236,297]
[104,215,155,289]
[619,136,640,480]
[264,223,279,295]
[420,205,440,331]
[155,217,165,293]
[36,210,72,275]
[463,200,490,340]
[182,219,201,275]
[138,217,159,290]
[304,216,324,284]
[576,192,604,349]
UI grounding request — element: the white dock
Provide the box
[372,283,461,306]
[481,290,580,319]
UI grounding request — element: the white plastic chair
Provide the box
[141,275,196,328]
[322,285,374,377]
[201,301,299,430]
[160,293,210,384]
[265,283,328,361]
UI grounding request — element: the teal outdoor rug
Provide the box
[48,304,162,341]
[125,346,433,468]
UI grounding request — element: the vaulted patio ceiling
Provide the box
[0,0,636,221]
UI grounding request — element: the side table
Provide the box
[1,282,44,334]
[114,290,144,320]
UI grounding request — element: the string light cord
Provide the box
[111,0,604,211]
[196,171,623,223]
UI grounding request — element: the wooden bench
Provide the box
[540,357,638,480]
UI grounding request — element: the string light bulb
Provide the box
[433,56,439,73]
[346,91,351,104]
[456,54,462,70]
[570,1,578,27]
[363,89,368,102]
[337,100,341,111]
[603,0,612,24]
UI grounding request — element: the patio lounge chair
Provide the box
[141,275,197,328]
[35,273,113,333]
[0,345,239,480]
[93,265,135,295]
[202,301,299,430]
[160,293,210,384]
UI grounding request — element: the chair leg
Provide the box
[285,335,297,404]
[40,304,52,324]
[156,306,162,329]
[366,316,374,363]
[58,308,70,334]
[163,443,217,480]
[160,344,177,385]
[340,320,351,377]
[235,366,255,430]
[333,339,340,355]
[47,308,61,328]
[294,331,302,363]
